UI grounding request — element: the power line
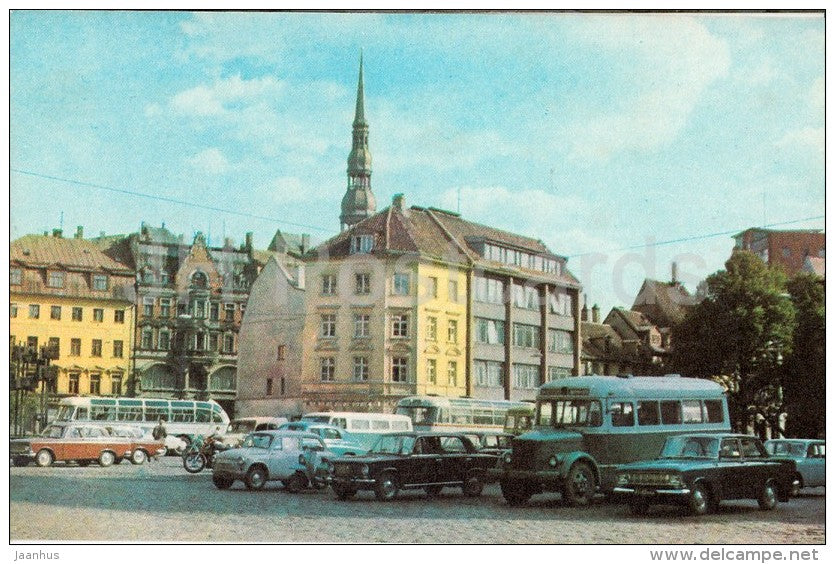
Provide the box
[10,168,333,234]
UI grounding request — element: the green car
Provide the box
[614,433,795,516]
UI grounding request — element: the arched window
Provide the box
[191,270,208,289]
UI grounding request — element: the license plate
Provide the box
[636,488,656,496]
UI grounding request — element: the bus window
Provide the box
[538,402,553,426]
[391,420,410,431]
[350,419,370,431]
[611,402,634,427]
[56,405,75,421]
[660,401,681,425]
[196,407,212,423]
[704,400,724,423]
[474,409,493,425]
[333,418,347,429]
[637,401,659,425]
[371,420,389,430]
[682,400,703,423]
[211,411,225,423]
[77,407,88,420]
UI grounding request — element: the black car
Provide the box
[328,432,498,501]
[614,433,796,516]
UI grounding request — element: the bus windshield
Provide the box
[538,399,602,428]
[56,406,75,421]
[394,406,437,426]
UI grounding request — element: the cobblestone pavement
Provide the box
[10,457,825,544]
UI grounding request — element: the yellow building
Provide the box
[10,229,135,403]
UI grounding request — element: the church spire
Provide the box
[341,52,376,231]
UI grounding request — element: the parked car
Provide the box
[211,430,333,492]
[9,423,164,468]
[765,439,825,495]
[463,432,514,456]
[216,416,288,449]
[614,433,795,516]
[328,432,498,501]
[105,425,166,464]
[278,421,368,456]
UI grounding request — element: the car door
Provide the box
[409,436,442,486]
[804,443,826,487]
[718,437,745,499]
[438,436,470,485]
[739,437,771,497]
[266,436,292,479]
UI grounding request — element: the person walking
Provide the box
[151,418,167,461]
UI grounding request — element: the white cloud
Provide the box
[188,148,230,175]
[171,75,283,117]
[775,127,824,157]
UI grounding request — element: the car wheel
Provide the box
[688,482,711,516]
[462,474,484,497]
[500,480,531,506]
[12,457,29,467]
[630,500,650,516]
[332,484,357,500]
[374,472,399,501]
[213,475,234,490]
[35,449,53,468]
[245,466,268,490]
[563,462,595,507]
[157,446,168,458]
[758,480,778,511]
[99,451,116,467]
[790,474,802,498]
[425,485,444,497]
[284,472,307,493]
[131,449,148,465]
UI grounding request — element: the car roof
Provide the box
[765,438,823,444]
[250,430,321,439]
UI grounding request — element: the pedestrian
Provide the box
[151,418,167,461]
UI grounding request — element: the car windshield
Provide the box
[228,421,257,434]
[241,433,273,449]
[369,434,416,455]
[767,441,806,457]
[661,436,720,458]
[41,425,66,438]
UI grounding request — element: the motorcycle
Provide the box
[182,435,229,474]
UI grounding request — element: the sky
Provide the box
[8,10,826,313]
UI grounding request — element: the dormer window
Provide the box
[10,268,22,285]
[191,270,208,289]
[350,234,374,254]
[92,274,109,291]
[47,271,65,288]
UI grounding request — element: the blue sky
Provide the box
[9,11,825,313]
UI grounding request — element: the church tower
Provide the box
[340,54,376,231]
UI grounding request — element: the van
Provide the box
[217,416,288,448]
[300,412,412,449]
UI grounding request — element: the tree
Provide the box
[671,251,795,435]
[781,272,825,438]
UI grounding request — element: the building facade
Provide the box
[732,228,825,275]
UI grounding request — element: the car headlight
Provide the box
[236,456,245,470]
[503,453,512,465]
[616,473,629,486]
[665,473,683,488]
[360,464,369,478]
[549,456,558,467]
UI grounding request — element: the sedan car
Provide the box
[328,432,498,501]
[764,439,825,495]
[463,432,514,456]
[211,430,333,492]
[278,421,368,456]
[614,433,795,516]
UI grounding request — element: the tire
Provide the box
[12,457,29,467]
[245,466,268,490]
[374,472,399,501]
[284,472,307,493]
[130,450,148,465]
[183,453,206,474]
[99,451,116,467]
[425,485,444,497]
[35,449,53,468]
[563,462,595,507]
[758,480,778,511]
[688,482,711,516]
[462,474,484,497]
[213,475,234,490]
[630,500,650,516]
[157,446,168,458]
[500,480,531,506]
[333,483,357,500]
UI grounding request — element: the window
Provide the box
[208,333,219,351]
[224,303,235,321]
[682,400,704,423]
[350,234,374,254]
[91,339,102,357]
[391,314,409,338]
[10,268,22,285]
[223,334,234,353]
[141,329,153,350]
[68,374,80,394]
[547,366,570,381]
[266,378,273,396]
[320,357,335,381]
[92,274,108,291]
[160,299,172,318]
[512,364,539,389]
[447,320,458,343]
[549,291,572,316]
[27,336,38,351]
[354,314,370,338]
[353,357,369,381]
[10,303,18,318]
[194,332,206,351]
[159,330,170,351]
[160,272,170,285]
[47,337,60,356]
[704,400,724,423]
[474,360,504,388]
[448,280,458,302]
[637,401,660,425]
[322,274,337,295]
[393,273,410,295]
[426,277,438,298]
[391,357,408,382]
[513,284,539,310]
[89,374,101,395]
[355,273,371,295]
[548,329,574,354]
[29,304,40,319]
[50,306,62,320]
[447,361,458,386]
[47,271,65,288]
[143,297,154,317]
[93,308,104,322]
[474,276,505,304]
[111,374,122,396]
[513,323,540,348]
[113,340,123,358]
[72,307,82,321]
[611,402,634,427]
[426,317,437,341]
[209,302,219,321]
[660,401,681,425]
[475,318,505,344]
[114,310,125,323]
[321,314,337,338]
[70,338,81,356]
[277,345,286,361]
[426,359,437,385]
[192,300,206,319]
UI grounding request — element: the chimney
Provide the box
[591,304,600,324]
[301,234,310,253]
[581,294,589,322]
[74,226,84,239]
[392,193,405,211]
[245,232,253,251]
[52,229,62,238]
[224,238,233,249]
[671,262,678,284]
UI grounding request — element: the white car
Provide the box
[216,416,288,449]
